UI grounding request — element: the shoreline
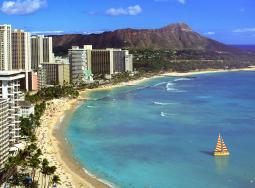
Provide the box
[38,67,255,188]
[36,98,111,188]
[81,67,255,93]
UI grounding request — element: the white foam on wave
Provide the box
[59,115,65,123]
[154,101,174,106]
[174,78,191,82]
[86,105,96,108]
[82,168,118,188]
[74,102,83,110]
[152,82,168,87]
[165,82,186,92]
[160,112,166,117]
[160,112,176,117]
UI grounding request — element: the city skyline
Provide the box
[0,0,254,44]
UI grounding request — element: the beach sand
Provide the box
[36,98,111,188]
[36,67,255,188]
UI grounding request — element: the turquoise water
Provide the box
[66,71,255,188]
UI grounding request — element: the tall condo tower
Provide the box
[0,99,9,169]
[0,25,12,70]
[12,29,32,91]
[12,29,31,71]
[68,45,92,84]
[31,35,54,70]
[0,71,25,146]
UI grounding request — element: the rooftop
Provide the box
[0,71,25,80]
[19,101,34,107]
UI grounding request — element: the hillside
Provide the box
[51,23,255,72]
[52,23,240,54]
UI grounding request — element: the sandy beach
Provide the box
[35,98,111,188]
[36,67,255,188]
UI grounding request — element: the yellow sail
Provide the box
[214,133,230,156]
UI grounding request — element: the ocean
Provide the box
[65,71,255,188]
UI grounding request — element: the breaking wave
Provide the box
[160,112,176,117]
[153,101,174,106]
[174,78,191,82]
[86,105,97,108]
[152,82,168,87]
[165,82,186,92]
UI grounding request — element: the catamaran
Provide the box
[214,133,230,156]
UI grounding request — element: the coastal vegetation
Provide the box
[130,49,255,72]
[1,84,79,186]
[25,85,79,103]
[0,101,61,187]
[2,85,80,186]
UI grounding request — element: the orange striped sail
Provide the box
[214,134,230,156]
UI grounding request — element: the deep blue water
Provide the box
[65,71,255,188]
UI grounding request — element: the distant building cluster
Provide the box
[69,45,133,84]
[0,24,134,169]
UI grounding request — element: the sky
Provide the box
[0,0,254,44]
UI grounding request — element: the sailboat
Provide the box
[213,133,230,156]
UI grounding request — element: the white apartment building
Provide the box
[125,52,133,72]
[0,99,9,169]
[19,101,34,118]
[38,65,47,89]
[31,35,54,70]
[0,71,25,146]
[68,45,92,84]
[0,25,12,71]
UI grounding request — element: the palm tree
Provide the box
[46,166,56,188]
[28,152,41,183]
[41,159,49,188]
[52,175,61,187]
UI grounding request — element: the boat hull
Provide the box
[214,152,230,156]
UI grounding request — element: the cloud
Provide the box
[204,31,215,35]
[1,0,46,15]
[106,5,142,16]
[83,30,105,35]
[31,30,64,35]
[233,28,255,33]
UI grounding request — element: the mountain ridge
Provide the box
[51,23,248,55]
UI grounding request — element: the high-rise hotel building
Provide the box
[69,45,133,83]
[31,35,54,70]
[12,29,32,91]
[12,29,31,71]
[90,48,133,75]
[42,61,70,86]
[0,99,9,169]
[43,37,53,63]
[68,45,92,84]
[0,25,12,71]
[0,71,25,147]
